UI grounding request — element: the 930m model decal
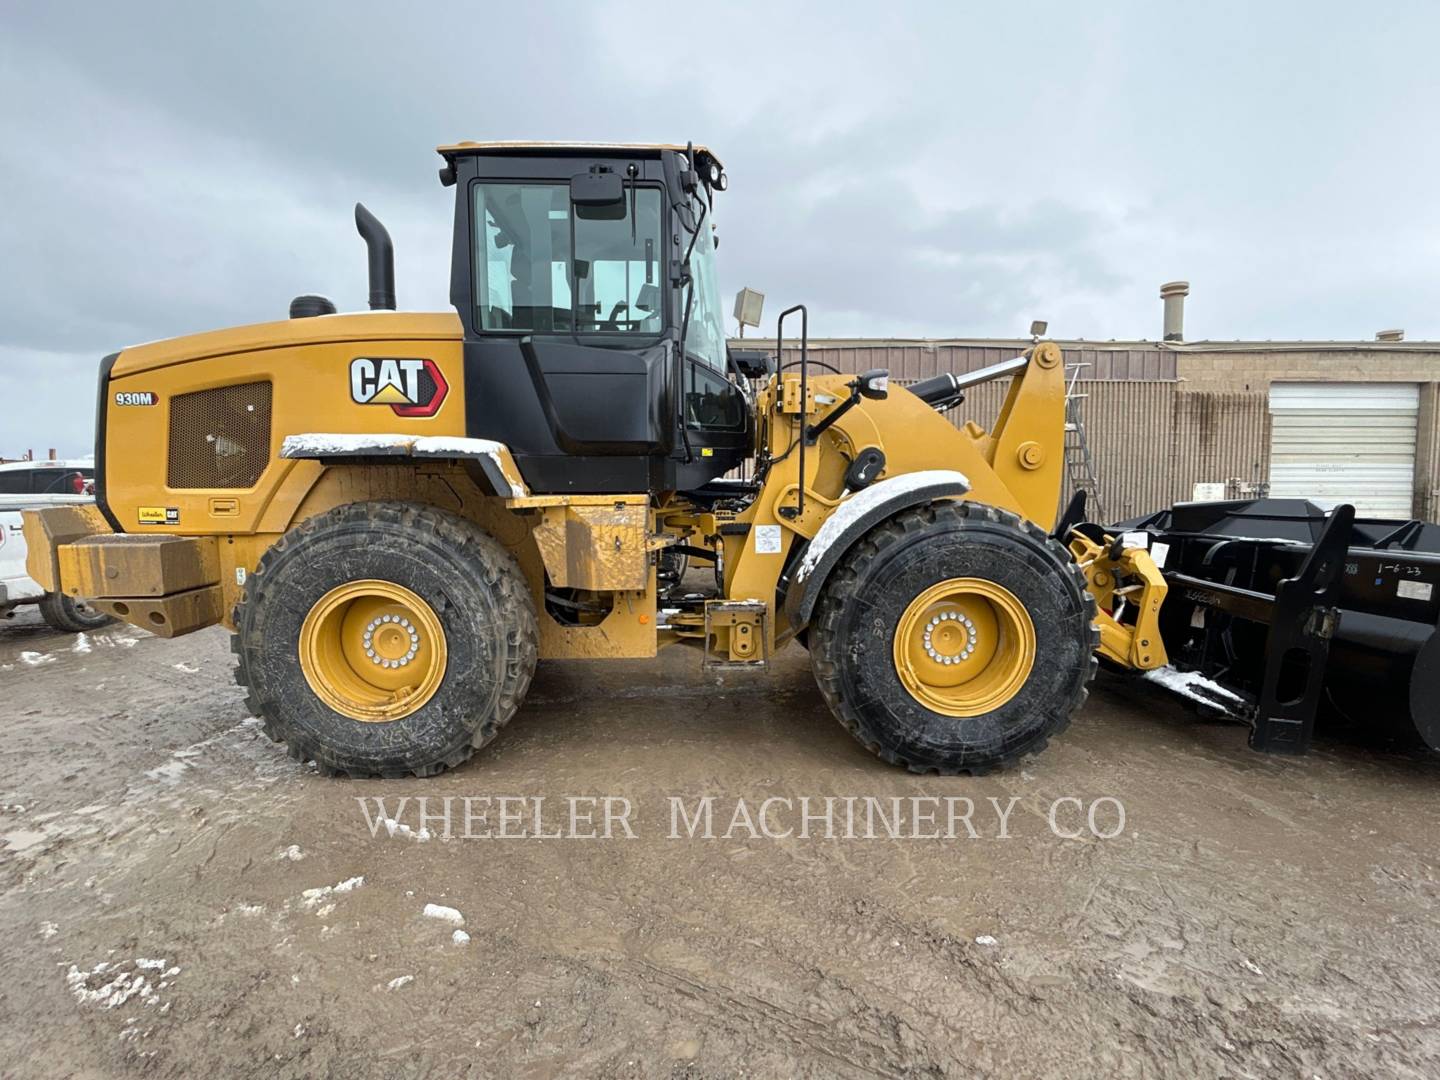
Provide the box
[349,358,449,417]
[115,391,158,406]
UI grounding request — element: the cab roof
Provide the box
[437,140,720,168]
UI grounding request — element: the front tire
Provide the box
[810,501,1097,774]
[234,502,537,778]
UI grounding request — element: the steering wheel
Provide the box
[602,301,629,331]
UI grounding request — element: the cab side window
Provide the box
[473,181,663,341]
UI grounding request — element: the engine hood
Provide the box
[111,311,463,378]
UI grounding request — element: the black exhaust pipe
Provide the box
[354,202,396,311]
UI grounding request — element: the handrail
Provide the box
[776,304,809,519]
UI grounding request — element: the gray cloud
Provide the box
[3,1,1438,457]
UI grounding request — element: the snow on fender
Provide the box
[794,470,972,582]
[785,469,972,630]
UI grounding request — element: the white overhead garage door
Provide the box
[1268,382,1418,519]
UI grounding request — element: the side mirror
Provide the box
[856,369,890,400]
[571,170,624,209]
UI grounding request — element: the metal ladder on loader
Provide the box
[1063,362,1105,522]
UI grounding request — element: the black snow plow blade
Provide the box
[1117,498,1440,755]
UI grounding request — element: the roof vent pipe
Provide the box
[1376,329,1405,342]
[354,203,396,311]
[1160,281,1189,341]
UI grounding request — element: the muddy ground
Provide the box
[1,606,1438,1079]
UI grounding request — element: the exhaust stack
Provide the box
[1160,281,1189,341]
[355,203,396,311]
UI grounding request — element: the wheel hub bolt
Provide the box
[921,609,978,663]
[363,613,421,667]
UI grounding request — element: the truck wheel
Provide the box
[38,593,114,632]
[234,502,537,778]
[809,501,1097,774]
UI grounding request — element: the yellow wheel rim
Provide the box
[298,579,448,722]
[892,577,1036,717]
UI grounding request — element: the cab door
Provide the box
[674,216,749,484]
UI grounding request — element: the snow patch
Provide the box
[300,875,365,908]
[386,975,414,991]
[64,957,179,1010]
[974,935,999,947]
[72,633,92,654]
[795,470,971,581]
[19,651,55,666]
[451,930,470,946]
[172,662,199,674]
[1143,666,1246,711]
[422,903,464,927]
[39,921,59,939]
[279,433,527,496]
[276,844,305,861]
[90,629,142,648]
[410,435,509,457]
[375,816,431,842]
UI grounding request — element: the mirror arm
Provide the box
[805,386,861,445]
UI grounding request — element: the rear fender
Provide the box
[279,433,529,499]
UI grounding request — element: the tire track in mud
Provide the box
[2,622,1440,1076]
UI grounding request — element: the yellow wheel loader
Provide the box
[23,140,1172,778]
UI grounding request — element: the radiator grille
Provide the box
[167,382,273,489]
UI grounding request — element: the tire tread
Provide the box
[232,501,537,778]
[809,500,1098,775]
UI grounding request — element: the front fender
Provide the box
[782,469,971,631]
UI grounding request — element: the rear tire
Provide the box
[809,501,1097,774]
[234,501,538,778]
[38,592,114,633]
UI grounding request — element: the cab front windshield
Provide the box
[474,181,663,340]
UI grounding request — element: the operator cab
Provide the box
[438,141,750,494]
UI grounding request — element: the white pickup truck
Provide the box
[0,460,113,632]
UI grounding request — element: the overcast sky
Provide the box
[3,2,1438,457]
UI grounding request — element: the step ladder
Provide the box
[1062,363,1105,522]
